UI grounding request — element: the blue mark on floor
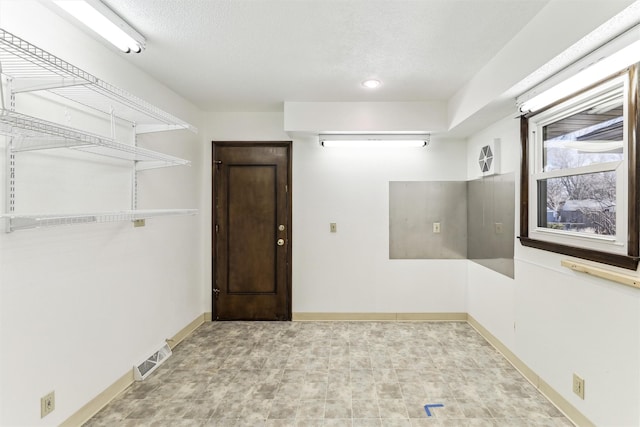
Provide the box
[424,403,444,416]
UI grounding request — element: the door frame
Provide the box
[212,141,293,320]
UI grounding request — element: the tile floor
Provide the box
[84,321,574,427]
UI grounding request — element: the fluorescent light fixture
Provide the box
[322,140,427,148]
[362,79,382,89]
[519,39,640,113]
[53,0,145,53]
[320,134,430,148]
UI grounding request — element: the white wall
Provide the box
[0,2,204,425]
[466,115,640,427]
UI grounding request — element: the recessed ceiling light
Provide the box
[362,79,381,89]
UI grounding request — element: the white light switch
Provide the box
[433,222,441,233]
[495,223,504,234]
[330,223,337,233]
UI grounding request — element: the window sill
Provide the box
[518,236,639,270]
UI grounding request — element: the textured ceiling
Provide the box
[105,0,549,112]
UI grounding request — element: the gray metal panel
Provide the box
[389,181,467,259]
[467,173,515,278]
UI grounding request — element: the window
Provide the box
[519,66,639,270]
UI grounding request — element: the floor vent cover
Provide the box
[134,343,172,381]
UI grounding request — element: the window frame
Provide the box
[531,77,627,252]
[519,65,639,270]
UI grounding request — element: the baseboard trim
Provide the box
[59,370,133,427]
[61,312,207,427]
[292,312,467,321]
[397,312,467,321]
[166,313,207,350]
[204,312,213,321]
[62,311,592,427]
[467,315,594,427]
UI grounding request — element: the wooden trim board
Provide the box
[561,259,640,289]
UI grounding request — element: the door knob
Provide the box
[277,238,285,246]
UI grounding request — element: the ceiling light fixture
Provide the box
[53,0,145,53]
[361,79,382,89]
[319,134,430,148]
[518,39,640,113]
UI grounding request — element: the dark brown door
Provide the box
[213,142,291,320]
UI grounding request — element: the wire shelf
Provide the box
[0,109,191,169]
[1,209,198,231]
[0,28,197,133]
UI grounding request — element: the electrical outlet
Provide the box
[41,391,55,418]
[133,219,145,227]
[573,374,585,399]
[433,222,441,233]
[330,222,337,233]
